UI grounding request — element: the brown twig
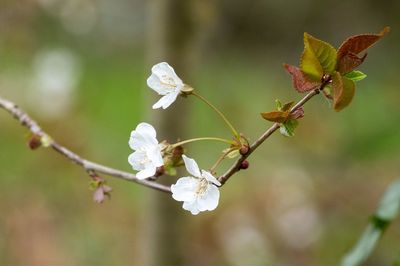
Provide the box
[218,77,331,185]
[0,96,172,193]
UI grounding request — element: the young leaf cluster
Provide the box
[285,27,390,111]
[261,100,304,137]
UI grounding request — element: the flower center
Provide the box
[160,76,177,89]
[137,149,151,166]
[196,178,209,196]
[139,156,150,166]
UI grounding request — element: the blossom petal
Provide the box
[136,165,157,179]
[152,62,183,86]
[148,146,164,167]
[136,122,157,139]
[182,200,201,215]
[152,90,180,109]
[171,177,198,202]
[197,185,220,211]
[147,74,175,95]
[128,151,146,171]
[201,170,221,186]
[129,123,159,150]
[182,155,201,178]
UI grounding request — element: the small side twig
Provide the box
[0,96,171,193]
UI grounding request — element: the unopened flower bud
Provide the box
[291,107,305,120]
[239,160,249,170]
[239,145,249,155]
[93,187,105,203]
[28,134,42,150]
[155,166,165,177]
[172,145,184,159]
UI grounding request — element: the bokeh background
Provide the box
[0,0,399,265]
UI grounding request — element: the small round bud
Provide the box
[172,146,184,159]
[155,166,165,177]
[291,107,305,120]
[239,160,249,170]
[239,145,249,155]
[28,134,42,150]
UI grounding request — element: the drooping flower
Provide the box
[147,62,184,109]
[128,123,164,179]
[171,155,221,215]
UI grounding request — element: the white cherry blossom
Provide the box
[171,155,221,215]
[128,123,164,179]
[147,62,184,109]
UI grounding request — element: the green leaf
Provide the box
[275,99,283,110]
[345,70,367,82]
[281,101,295,112]
[279,119,298,137]
[300,33,337,80]
[165,165,177,176]
[332,71,356,111]
[89,180,99,190]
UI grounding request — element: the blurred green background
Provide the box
[0,0,399,265]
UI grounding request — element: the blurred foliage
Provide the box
[341,180,400,266]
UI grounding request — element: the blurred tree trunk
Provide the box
[141,1,216,266]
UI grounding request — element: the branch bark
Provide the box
[0,96,171,193]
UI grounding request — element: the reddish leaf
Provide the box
[284,64,321,93]
[337,27,390,60]
[332,71,356,111]
[337,53,367,74]
[261,111,289,123]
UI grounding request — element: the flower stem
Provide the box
[191,91,240,139]
[171,137,234,148]
[210,148,236,173]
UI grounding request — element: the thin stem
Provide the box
[172,137,235,148]
[0,96,171,193]
[210,148,236,173]
[191,91,240,138]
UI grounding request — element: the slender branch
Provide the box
[0,96,171,193]
[218,78,330,185]
[191,91,240,138]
